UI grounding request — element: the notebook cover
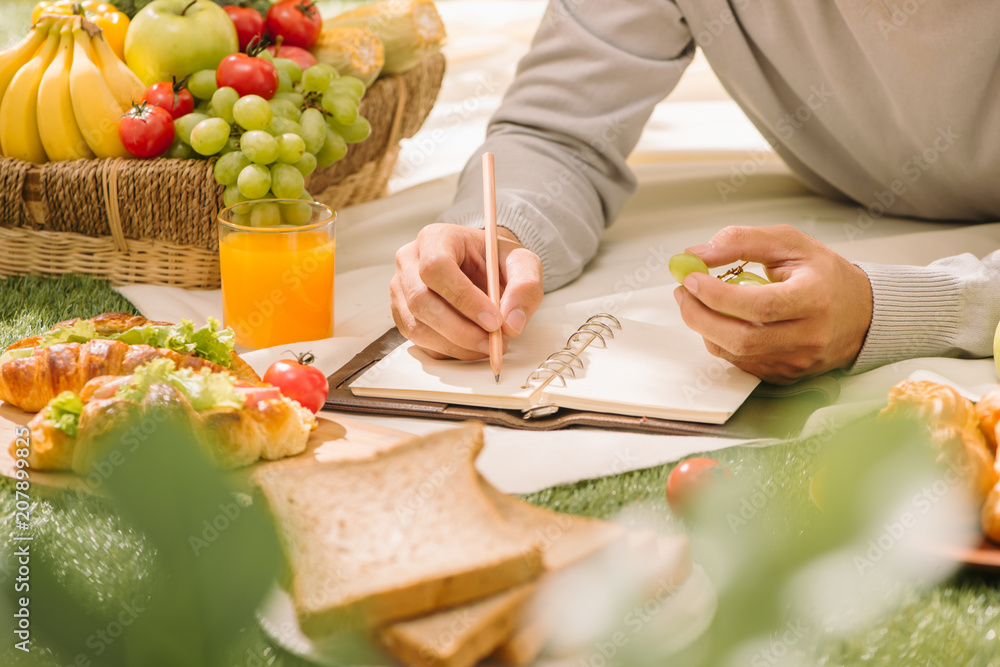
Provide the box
[324,328,840,440]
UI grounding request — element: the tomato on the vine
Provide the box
[141,78,195,120]
[224,5,266,52]
[118,102,175,159]
[265,0,322,49]
[665,457,732,517]
[263,353,328,414]
[216,51,279,99]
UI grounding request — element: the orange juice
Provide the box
[218,204,336,349]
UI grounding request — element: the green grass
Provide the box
[0,274,998,666]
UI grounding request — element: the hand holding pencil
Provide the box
[388,156,545,363]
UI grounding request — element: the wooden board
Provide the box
[0,400,413,495]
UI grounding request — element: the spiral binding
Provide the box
[521,313,622,419]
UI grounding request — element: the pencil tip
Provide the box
[495,374,500,383]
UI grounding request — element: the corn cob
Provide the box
[322,0,445,75]
[311,26,385,87]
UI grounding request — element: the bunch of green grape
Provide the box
[168,57,372,225]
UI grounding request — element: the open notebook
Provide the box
[348,314,761,425]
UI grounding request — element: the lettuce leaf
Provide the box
[35,317,235,368]
[116,359,245,411]
[44,391,84,437]
[41,320,98,346]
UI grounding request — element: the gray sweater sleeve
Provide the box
[438,0,694,291]
[851,253,1000,373]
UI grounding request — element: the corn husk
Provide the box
[323,0,445,75]
[312,26,385,87]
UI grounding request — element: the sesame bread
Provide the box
[253,423,545,636]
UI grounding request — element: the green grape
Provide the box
[240,130,280,165]
[250,201,282,227]
[237,163,272,200]
[293,152,317,178]
[166,139,197,159]
[219,136,241,154]
[725,271,770,285]
[300,108,326,154]
[273,92,304,108]
[316,129,348,168]
[668,253,709,284]
[211,86,239,124]
[215,151,252,186]
[276,133,306,164]
[268,117,302,136]
[174,112,209,144]
[273,57,303,84]
[326,76,365,100]
[258,49,275,63]
[328,115,371,144]
[189,118,231,156]
[269,98,301,122]
[232,95,273,131]
[276,69,293,94]
[187,69,219,100]
[223,184,247,208]
[270,163,306,199]
[281,200,313,226]
[302,64,336,93]
[321,90,359,125]
[299,189,313,201]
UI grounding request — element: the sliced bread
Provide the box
[376,480,628,667]
[253,422,545,635]
[378,582,536,667]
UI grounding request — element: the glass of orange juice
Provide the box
[218,200,336,349]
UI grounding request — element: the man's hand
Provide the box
[391,223,544,359]
[673,225,873,384]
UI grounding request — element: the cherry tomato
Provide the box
[216,52,279,99]
[263,353,328,414]
[118,102,175,159]
[265,0,322,49]
[141,78,195,120]
[224,5,266,52]
[266,43,318,70]
[666,457,731,517]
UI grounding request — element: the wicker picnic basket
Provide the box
[0,53,445,289]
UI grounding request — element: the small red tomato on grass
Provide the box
[217,49,279,99]
[119,102,175,159]
[666,457,732,517]
[263,352,328,414]
[142,77,195,120]
[224,5,266,52]
[266,43,318,70]
[266,0,322,49]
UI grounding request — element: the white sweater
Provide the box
[439,0,1000,373]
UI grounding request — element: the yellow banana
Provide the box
[86,21,144,112]
[38,21,95,161]
[69,23,128,159]
[0,26,61,163]
[0,24,55,136]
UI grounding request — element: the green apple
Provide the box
[125,0,239,87]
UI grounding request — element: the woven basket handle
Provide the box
[100,158,128,253]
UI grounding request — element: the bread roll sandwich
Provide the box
[0,313,259,412]
[12,358,315,472]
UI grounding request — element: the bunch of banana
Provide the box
[0,14,145,163]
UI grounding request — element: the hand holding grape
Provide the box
[672,225,873,384]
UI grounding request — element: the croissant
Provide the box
[17,375,316,472]
[880,380,998,504]
[0,313,259,413]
